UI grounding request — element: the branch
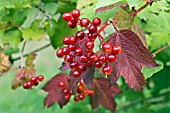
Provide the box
[130,1,153,17]
[12,43,51,61]
[116,91,170,112]
[152,46,170,56]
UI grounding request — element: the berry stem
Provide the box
[130,1,153,17]
[97,22,109,34]
[97,33,104,43]
[111,21,118,32]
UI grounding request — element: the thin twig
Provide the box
[130,1,153,17]
[12,43,51,61]
[20,42,27,68]
[152,46,170,56]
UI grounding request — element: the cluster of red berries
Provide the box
[23,75,44,89]
[59,79,94,102]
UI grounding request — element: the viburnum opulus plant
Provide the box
[1,0,169,112]
[43,7,158,112]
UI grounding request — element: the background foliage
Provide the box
[0,0,170,113]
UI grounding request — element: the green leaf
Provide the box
[0,30,4,48]
[3,30,22,48]
[123,89,144,101]
[126,0,142,8]
[21,20,46,41]
[21,28,45,41]
[50,17,77,49]
[142,60,163,79]
[143,12,170,34]
[112,8,133,29]
[95,0,122,9]
[149,33,170,51]
[25,53,36,69]
[0,1,13,10]
[77,0,97,9]
[45,3,57,14]
[57,1,76,14]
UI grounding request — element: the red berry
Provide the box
[62,46,70,55]
[63,88,69,95]
[37,75,44,82]
[80,18,90,27]
[68,21,77,29]
[86,60,93,67]
[64,95,70,100]
[80,55,88,63]
[30,76,37,83]
[23,82,29,89]
[70,17,79,24]
[78,94,85,100]
[112,46,121,55]
[64,54,73,62]
[80,79,85,86]
[71,9,80,18]
[102,42,112,52]
[76,31,84,39]
[88,90,94,96]
[83,89,88,95]
[73,70,81,78]
[63,36,70,45]
[59,81,65,88]
[74,48,83,56]
[69,36,77,45]
[88,25,97,34]
[86,49,93,54]
[102,65,112,75]
[89,53,98,62]
[56,49,64,57]
[77,64,86,73]
[107,54,116,62]
[74,96,79,102]
[98,54,106,64]
[88,33,97,41]
[92,18,101,26]
[94,61,103,68]
[68,44,75,51]
[62,12,71,21]
[85,41,94,49]
[27,81,33,88]
[69,91,73,95]
[34,82,39,86]
[70,61,79,69]
[77,85,85,93]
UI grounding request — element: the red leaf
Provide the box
[11,54,37,89]
[108,30,158,91]
[90,78,121,112]
[69,66,95,93]
[95,2,128,13]
[43,73,69,108]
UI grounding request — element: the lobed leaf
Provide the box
[90,78,122,112]
[43,73,70,108]
[108,29,158,91]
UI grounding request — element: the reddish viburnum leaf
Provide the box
[108,30,158,91]
[131,23,147,48]
[11,54,37,89]
[90,78,121,112]
[0,53,9,76]
[95,2,128,13]
[43,73,69,108]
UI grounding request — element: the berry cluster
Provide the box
[59,79,94,102]
[23,75,44,89]
[56,9,121,101]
